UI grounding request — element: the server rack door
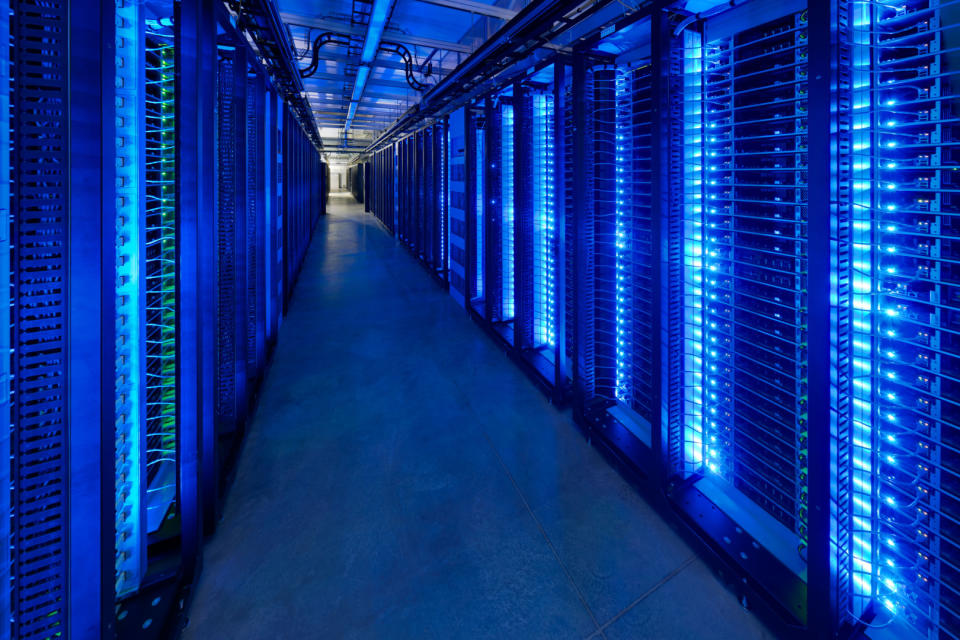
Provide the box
[514,83,534,353]
[577,53,659,443]
[418,130,427,261]
[514,75,561,392]
[440,120,449,280]
[424,128,434,268]
[448,109,468,307]
[213,39,249,466]
[469,105,486,314]
[246,70,267,386]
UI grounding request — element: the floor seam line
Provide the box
[480,431,607,639]
[591,553,698,637]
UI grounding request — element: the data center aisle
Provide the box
[181,192,774,640]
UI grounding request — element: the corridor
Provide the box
[181,193,774,640]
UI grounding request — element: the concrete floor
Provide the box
[182,192,776,640]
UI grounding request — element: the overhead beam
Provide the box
[415,0,517,20]
[281,12,475,53]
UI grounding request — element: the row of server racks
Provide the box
[363,0,960,638]
[347,163,365,205]
[3,1,327,638]
[367,122,450,286]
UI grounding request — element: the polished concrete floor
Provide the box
[182,192,775,639]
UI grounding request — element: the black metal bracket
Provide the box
[296,30,432,92]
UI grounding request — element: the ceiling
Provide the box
[279,0,532,163]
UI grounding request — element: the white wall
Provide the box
[329,166,348,191]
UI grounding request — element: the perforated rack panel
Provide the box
[246,74,262,384]
[216,47,249,428]
[449,109,468,306]
[10,4,71,637]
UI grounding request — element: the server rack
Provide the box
[356,0,960,635]
[467,102,486,319]
[448,107,469,308]
[568,4,827,635]
[5,1,326,637]
[364,160,372,212]
[477,91,515,344]
[348,163,364,204]
[566,1,960,638]
[843,2,960,637]
[667,3,822,631]
[368,145,397,234]
[8,3,112,637]
[461,69,571,402]
[386,122,449,285]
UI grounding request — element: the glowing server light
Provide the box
[682,27,705,471]
[683,7,810,567]
[533,92,556,348]
[114,0,146,597]
[848,0,875,619]
[615,69,629,402]
[612,62,655,422]
[502,103,515,320]
[846,1,958,636]
[476,113,485,298]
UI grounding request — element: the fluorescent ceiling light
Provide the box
[361,0,392,63]
[351,66,371,103]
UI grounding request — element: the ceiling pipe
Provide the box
[363,0,615,153]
